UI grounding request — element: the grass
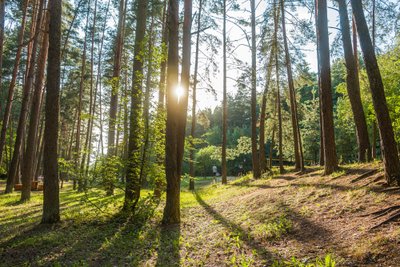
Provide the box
[1,162,399,266]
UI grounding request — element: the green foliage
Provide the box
[253,215,293,241]
[272,254,336,267]
[92,156,123,192]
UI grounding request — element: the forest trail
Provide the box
[1,162,400,266]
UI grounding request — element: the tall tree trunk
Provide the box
[0,0,29,166]
[176,0,192,175]
[94,0,111,159]
[21,8,49,201]
[75,2,90,191]
[189,0,203,190]
[337,0,371,162]
[259,47,273,173]
[351,0,400,185]
[221,0,228,184]
[316,0,337,175]
[140,14,155,188]
[0,0,5,112]
[124,0,148,211]
[42,0,61,224]
[154,0,168,198]
[250,0,260,179]
[6,0,43,193]
[280,0,304,171]
[81,0,98,187]
[108,0,126,157]
[162,0,182,224]
[273,0,284,174]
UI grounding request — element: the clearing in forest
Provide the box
[0,162,400,266]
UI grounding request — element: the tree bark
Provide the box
[108,0,126,158]
[250,0,260,179]
[0,0,5,112]
[351,0,400,185]
[42,0,61,224]
[6,0,44,193]
[189,0,202,190]
[124,0,148,211]
[337,0,371,162]
[154,0,168,198]
[316,0,337,175]
[221,0,228,184]
[0,0,29,167]
[163,0,181,224]
[75,1,90,191]
[259,47,273,173]
[280,0,304,171]
[21,7,49,201]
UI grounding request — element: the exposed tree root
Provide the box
[362,174,384,187]
[350,169,378,183]
[360,205,400,217]
[371,211,400,230]
[379,187,400,193]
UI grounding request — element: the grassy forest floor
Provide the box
[1,162,400,266]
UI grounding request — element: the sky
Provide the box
[193,0,343,111]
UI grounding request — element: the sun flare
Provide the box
[175,85,184,102]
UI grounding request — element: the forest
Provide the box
[0,0,400,265]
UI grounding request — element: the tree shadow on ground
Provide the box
[0,196,161,266]
[194,191,279,265]
[155,224,181,267]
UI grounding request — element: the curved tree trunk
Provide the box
[350,0,400,185]
[337,0,371,163]
[280,0,304,171]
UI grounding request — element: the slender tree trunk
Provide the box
[21,8,49,201]
[154,0,168,198]
[0,0,29,166]
[250,0,260,179]
[269,127,275,169]
[221,0,228,184]
[42,0,61,224]
[108,0,126,157]
[124,0,148,211]
[0,0,5,111]
[280,0,304,171]
[162,0,181,224]
[176,0,192,176]
[351,0,400,184]
[81,0,98,188]
[315,0,324,167]
[273,0,284,174]
[316,0,337,175]
[140,14,155,187]
[259,47,273,173]
[337,0,371,162]
[94,0,111,160]
[6,0,44,193]
[189,0,203,190]
[75,2,90,191]
[370,1,378,160]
